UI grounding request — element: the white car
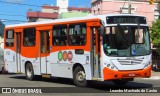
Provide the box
[0,47,5,73]
[0,61,4,73]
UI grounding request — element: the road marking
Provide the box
[143,76,160,80]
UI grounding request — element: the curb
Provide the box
[143,76,160,80]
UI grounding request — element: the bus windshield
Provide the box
[103,26,150,57]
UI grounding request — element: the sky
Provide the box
[0,0,91,25]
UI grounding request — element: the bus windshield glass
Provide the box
[103,26,150,57]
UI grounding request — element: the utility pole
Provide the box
[128,0,131,14]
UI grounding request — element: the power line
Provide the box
[0,0,41,7]
[0,19,27,22]
[0,0,76,9]
[92,9,155,13]
[0,13,26,17]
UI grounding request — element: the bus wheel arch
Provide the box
[72,63,87,87]
[25,61,35,80]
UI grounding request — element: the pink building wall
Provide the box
[92,0,158,26]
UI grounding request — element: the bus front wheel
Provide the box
[25,63,35,80]
[73,66,87,87]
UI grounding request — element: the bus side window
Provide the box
[68,23,86,46]
[52,25,67,46]
[23,28,36,46]
[6,30,14,47]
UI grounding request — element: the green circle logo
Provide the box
[58,51,63,61]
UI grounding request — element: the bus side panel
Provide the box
[50,64,92,80]
[20,56,41,75]
[4,29,17,73]
[4,49,17,73]
[50,50,75,78]
[49,50,92,80]
[31,62,41,75]
[81,63,92,80]
[47,55,51,74]
[20,29,41,75]
[49,22,92,80]
[50,63,73,78]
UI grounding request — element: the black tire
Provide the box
[25,63,35,80]
[0,67,3,74]
[73,66,87,87]
[1,67,8,74]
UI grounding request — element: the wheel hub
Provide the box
[27,67,32,77]
[76,71,86,82]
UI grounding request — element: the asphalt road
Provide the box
[0,74,160,96]
[0,48,160,96]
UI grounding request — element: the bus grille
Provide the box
[118,58,144,65]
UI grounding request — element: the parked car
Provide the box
[0,47,5,73]
[152,59,160,71]
[152,49,160,71]
[0,61,4,73]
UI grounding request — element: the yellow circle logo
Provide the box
[63,51,67,61]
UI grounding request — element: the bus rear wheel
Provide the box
[25,63,35,80]
[73,66,87,87]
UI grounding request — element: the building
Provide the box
[91,0,159,26]
[0,21,4,49]
[27,5,59,22]
[58,12,91,19]
[57,0,69,14]
[27,0,91,22]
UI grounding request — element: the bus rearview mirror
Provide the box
[99,27,105,36]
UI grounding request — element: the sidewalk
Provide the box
[143,71,160,80]
[151,71,160,76]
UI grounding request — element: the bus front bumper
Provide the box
[103,65,151,81]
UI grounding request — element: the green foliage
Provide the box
[150,19,160,54]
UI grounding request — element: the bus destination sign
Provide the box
[106,16,147,24]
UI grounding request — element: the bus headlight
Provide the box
[111,66,114,69]
[107,64,110,67]
[105,62,118,70]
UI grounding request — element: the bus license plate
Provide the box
[128,73,135,77]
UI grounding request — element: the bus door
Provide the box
[40,30,50,74]
[91,27,101,78]
[16,32,21,72]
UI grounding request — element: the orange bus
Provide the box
[4,14,152,87]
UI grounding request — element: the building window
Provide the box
[6,30,14,47]
[53,9,58,13]
[120,6,136,14]
[53,25,67,46]
[28,17,38,22]
[68,23,86,46]
[154,9,160,19]
[23,28,36,46]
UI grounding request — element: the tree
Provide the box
[0,22,4,38]
[150,19,160,55]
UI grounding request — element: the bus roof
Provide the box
[5,14,146,28]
